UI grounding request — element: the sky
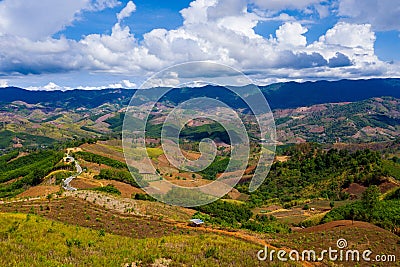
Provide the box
[0,0,399,90]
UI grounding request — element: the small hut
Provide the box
[189,219,204,227]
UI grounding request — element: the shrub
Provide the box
[133,193,156,202]
[90,184,121,195]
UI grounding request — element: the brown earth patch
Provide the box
[244,165,256,175]
[69,177,145,198]
[286,220,400,267]
[17,186,60,198]
[0,197,188,239]
[80,143,125,163]
[227,188,242,200]
[97,180,144,198]
[309,126,325,133]
[296,220,382,233]
[70,177,102,189]
[275,156,290,162]
[344,183,366,197]
[379,180,399,193]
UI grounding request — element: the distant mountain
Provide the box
[1,78,400,110]
[0,78,399,150]
[262,79,400,109]
[0,87,134,109]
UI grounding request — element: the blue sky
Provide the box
[0,0,399,90]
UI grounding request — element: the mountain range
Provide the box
[1,78,400,110]
[0,78,399,149]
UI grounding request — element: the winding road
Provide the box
[62,156,82,191]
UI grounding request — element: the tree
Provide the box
[46,193,53,212]
[46,193,53,203]
[349,206,361,225]
[361,185,380,221]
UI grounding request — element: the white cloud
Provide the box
[0,34,83,75]
[0,0,89,40]
[320,22,376,50]
[25,80,137,91]
[251,0,323,11]
[76,81,137,90]
[89,0,121,11]
[117,1,136,22]
[80,22,163,73]
[0,0,398,89]
[275,22,308,47]
[310,22,378,67]
[0,79,8,87]
[207,0,247,20]
[27,82,71,91]
[263,13,296,22]
[142,71,181,89]
[44,82,63,91]
[122,79,137,88]
[180,0,217,25]
[338,0,400,31]
[0,0,122,40]
[315,4,330,18]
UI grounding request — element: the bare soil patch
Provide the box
[17,186,60,198]
[344,183,366,197]
[80,143,125,163]
[283,220,400,267]
[0,197,187,239]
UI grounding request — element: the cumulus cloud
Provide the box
[80,22,163,74]
[117,1,136,22]
[250,0,331,19]
[89,0,121,11]
[44,82,64,91]
[0,0,398,88]
[275,22,308,47]
[26,82,70,91]
[0,0,89,40]
[320,22,376,50]
[328,52,352,68]
[338,0,400,31]
[180,0,216,25]
[0,0,122,40]
[251,0,323,10]
[122,79,137,88]
[0,79,9,87]
[26,80,138,91]
[279,52,328,69]
[0,35,83,75]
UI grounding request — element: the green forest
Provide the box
[237,144,393,205]
[0,150,64,198]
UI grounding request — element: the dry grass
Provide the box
[16,186,60,198]
[0,212,273,267]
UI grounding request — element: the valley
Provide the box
[0,79,400,266]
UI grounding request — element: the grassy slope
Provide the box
[0,213,267,267]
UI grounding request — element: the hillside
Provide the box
[0,196,398,266]
[275,97,400,143]
[0,137,399,266]
[0,79,400,151]
[0,212,265,267]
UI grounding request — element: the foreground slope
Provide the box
[0,212,266,267]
